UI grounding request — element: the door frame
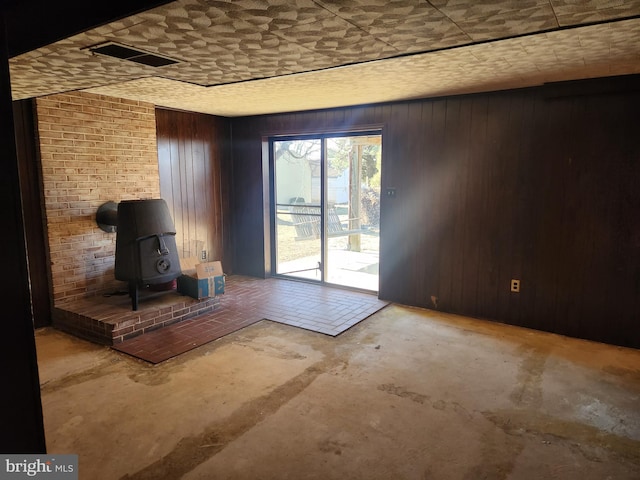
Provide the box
[268,129,382,289]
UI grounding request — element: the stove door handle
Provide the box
[156,235,170,256]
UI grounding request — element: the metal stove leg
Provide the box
[129,281,139,311]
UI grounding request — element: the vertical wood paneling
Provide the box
[13,99,51,328]
[532,96,570,333]
[178,117,191,252]
[414,101,430,306]
[423,99,447,308]
[510,93,536,327]
[231,116,266,277]
[452,97,473,313]
[556,96,586,338]
[435,98,459,312]
[230,75,640,349]
[378,102,409,302]
[405,102,424,304]
[461,96,487,316]
[157,115,173,207]
[155,109,231,271]
[494,94,523,324]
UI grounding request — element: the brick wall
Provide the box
[36,92,159,304]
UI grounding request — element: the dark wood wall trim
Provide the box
[230,75,640,349]
[156,109,232,271]
[14,98,52,328]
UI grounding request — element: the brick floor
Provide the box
[112,275,389,363]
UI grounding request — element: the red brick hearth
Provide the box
[52,289,220,345]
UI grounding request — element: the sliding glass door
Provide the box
[273,138,322,280]
[273,133,381,291]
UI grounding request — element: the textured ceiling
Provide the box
[9,0,640,117]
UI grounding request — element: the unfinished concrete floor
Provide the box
[36,304,640,479]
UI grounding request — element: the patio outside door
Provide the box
[273,133,381,292]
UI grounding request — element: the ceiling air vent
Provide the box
[89,42,179,67]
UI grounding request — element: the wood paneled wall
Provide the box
[156,109,232,271]
[230,75,640,349]
[13,99,51,328]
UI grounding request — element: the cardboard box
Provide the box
[177,258,225,299]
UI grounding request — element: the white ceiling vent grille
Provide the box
[89,42,180,67]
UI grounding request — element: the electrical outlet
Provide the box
[511,279,520,293]
[201,250,207,261]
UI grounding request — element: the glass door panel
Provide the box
[274,139,323,280]
[325,135,381,291]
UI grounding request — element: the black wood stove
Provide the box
[114,199,181,310]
